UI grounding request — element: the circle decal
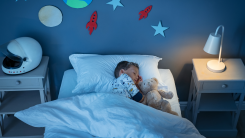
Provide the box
[38,6,63,27]
[63,0,92,8]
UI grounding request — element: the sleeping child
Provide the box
[112,61,145,103]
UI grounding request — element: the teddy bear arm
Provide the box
[158,90,174,99]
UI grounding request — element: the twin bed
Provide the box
[43,69,183,137]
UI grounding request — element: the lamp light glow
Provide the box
[203,25,226,73]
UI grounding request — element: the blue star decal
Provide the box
[152,21,169,37]
[107,0,124,11]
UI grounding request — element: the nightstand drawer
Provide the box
[0,78,41,88]
[202,81,245,90]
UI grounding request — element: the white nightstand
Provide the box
[186,58,245,138]
[0,56,51,138]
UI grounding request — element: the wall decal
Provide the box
[139,5,152,20]
[86,11,98,35]
[63,0,92,9]
[107,0,123,11]
[38,6,63,27]
[151,21,169,37]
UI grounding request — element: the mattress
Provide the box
[58,69,181,117]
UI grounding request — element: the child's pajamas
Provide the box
[111,73,143,102]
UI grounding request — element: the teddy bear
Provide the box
[138,78,179,116]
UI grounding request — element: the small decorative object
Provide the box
[138,78,178,116]
[203,25,226,73]
[139,5,152,20]
[38,6,63,27]
[151,21,169,37]
[63,0,92,8]
[0,37,42,75]
[86,11,98,35]
[107,0,123,11]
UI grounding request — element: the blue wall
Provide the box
[239,34,245,64]
[0,0,245,101]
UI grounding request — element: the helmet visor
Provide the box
[0,40,24,62]
[2,56,23,69]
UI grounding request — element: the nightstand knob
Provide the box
[222,84,227,88]
[16,80,21,85]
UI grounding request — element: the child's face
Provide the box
[119,65,139,84]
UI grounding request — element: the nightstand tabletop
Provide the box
[193,58,245,81]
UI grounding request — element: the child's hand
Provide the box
[137,75,143,84]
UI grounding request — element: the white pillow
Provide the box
[69,54,165,93]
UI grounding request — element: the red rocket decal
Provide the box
[139,5,152,20]
[86,11,98,35]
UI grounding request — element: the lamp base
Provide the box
[207,60,226,73]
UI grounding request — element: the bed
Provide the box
[15,67,204,138]
[44,69,182,137]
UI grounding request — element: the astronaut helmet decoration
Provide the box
[0,37,43,75]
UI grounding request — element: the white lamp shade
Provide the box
[203,33,221,55]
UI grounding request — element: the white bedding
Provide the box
[58,69,181,116]
[40,69,187,138]
[15,93,204,138]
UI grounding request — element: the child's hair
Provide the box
[114,61,139,78]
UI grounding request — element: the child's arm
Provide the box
[135,84,144,103]
[134,75,144,103]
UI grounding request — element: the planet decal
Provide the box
[38,6,63,27]
[63,0,92,8]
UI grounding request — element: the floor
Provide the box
[181,110,245,138]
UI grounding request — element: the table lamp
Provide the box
[203,25,225,73]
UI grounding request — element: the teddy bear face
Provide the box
[138,78,159,95]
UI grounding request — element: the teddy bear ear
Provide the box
[153,78,158,83]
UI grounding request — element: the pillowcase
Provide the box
[69,54,165,93]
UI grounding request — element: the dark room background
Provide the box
[0,0,245,101]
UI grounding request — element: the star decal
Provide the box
[151,21,169,37]
[107,0,124,11]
